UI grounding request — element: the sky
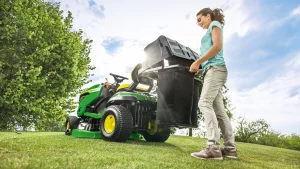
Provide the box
[48,0,300,134]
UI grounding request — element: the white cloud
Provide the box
[291,6,300,17]
[55,0,259,51]
[222,0,261,40]
[54,0,260,85]
[58,0,262,90]
[286,52,300,67]
[263,5,300,31]
[229,53,300,134]
[82,39,148,89]
[249,50,270,60]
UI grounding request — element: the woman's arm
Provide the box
[189,26,222,72]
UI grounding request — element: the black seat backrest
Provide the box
[128,63,153,92]
[131,63,142,82]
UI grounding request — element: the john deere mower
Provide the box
[65,35,201,142]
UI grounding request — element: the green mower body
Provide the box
[65,35,201,142]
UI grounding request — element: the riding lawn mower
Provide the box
[65,35,201,142]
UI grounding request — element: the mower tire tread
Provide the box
[101,105,133,142]
[142,127,171,142]
[68,116,80,129]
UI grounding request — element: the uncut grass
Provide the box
[0,132,300,169]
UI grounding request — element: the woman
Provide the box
[189,8,237,160]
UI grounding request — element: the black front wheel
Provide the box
[100,105,133,142]
[65,116,80,135]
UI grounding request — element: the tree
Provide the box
[0,0,94,130]
[222,85,234,119]
[235,117,270,142]
[170,127,176,135]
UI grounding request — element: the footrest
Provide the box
[72,129,143,140]
[72,129,102,139]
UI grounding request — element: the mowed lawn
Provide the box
[0,132,299,169]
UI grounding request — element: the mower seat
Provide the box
[116,63,153,92]
[116,83,149,92]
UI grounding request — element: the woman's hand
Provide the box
[189,61,201,72]
[196,69,202,75]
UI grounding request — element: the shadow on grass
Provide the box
[49,133,178,148]
[125,139,178,148]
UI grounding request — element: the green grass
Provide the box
[0,132,300,169]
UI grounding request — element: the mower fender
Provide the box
[106,96,137,106]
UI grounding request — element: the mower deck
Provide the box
[72,129,143,140]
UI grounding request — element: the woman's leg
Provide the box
[213,89,236,150]
[191,66,227,160]
[199,66,227,148]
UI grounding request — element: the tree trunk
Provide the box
[189,128,193,136]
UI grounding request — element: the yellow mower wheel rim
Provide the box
[66,122,70,130]
[104,115,116,134]
[147,120,158,135]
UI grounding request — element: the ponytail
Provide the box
[196,8,225,26]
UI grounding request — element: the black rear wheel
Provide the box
[142,121,171,142]
[100,105,133,142]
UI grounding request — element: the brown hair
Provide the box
[196,8,225,26]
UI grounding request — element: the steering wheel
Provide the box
[110,73,128,84]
